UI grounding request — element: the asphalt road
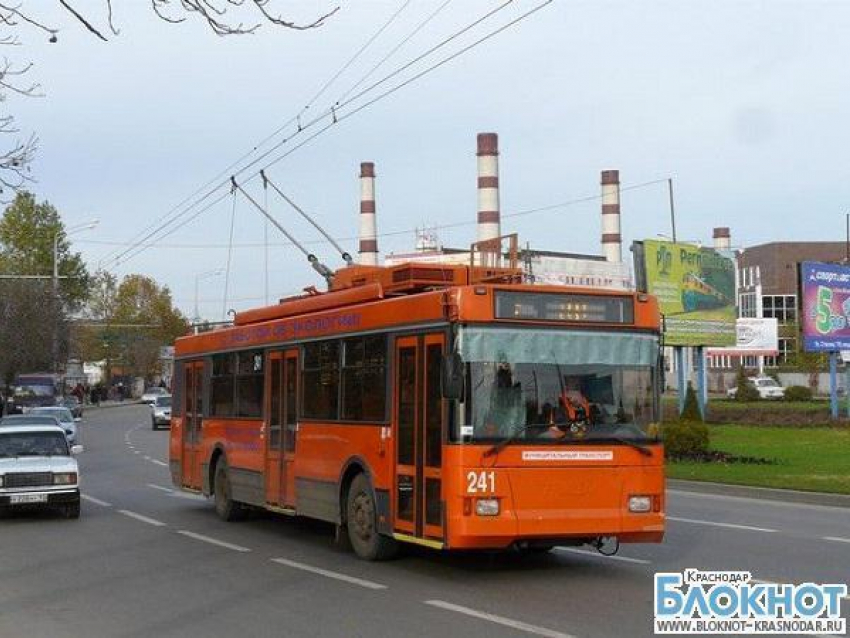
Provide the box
[1,405,848,638]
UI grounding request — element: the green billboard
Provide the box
[634,240,736,346]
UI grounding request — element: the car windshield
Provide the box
[32,408,74,423]
[756,379,778,387]
[146,388,165,395]
[0,416,61,427]
[155,396,172,407]
[0,431,69,457]
[456,326,660,443]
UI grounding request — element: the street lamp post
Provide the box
[52,220,99,372]
[194,268,225,325]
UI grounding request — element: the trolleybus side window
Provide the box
[341,335,387,422]
[302,341,340,420]
[236,351,264,418]
[211,350,265,418]
[211,354,235,417]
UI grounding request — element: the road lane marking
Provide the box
[667,516,776,533]
[81,495,112,507]
[147,484,173,493]
[118,509,167,527]
[424,600,575,638]
[824,536,850,544]
[133,451,141,455]
[177,530,251,552]
[270,558,387,590]
[555,547,651,565]
[150,459,168,467]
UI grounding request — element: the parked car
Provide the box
[0,424,83,518]
[141,387,168,406]
[29,407,80,444]
[726,376,786,400]
[58,396,83,419]
[151,395,172,431]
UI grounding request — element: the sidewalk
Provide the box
[668,478,850,509]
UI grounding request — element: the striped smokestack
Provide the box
[476,133,501,243]
[713,227,731,251]
[359,162,378,266]
[600,169,622,263]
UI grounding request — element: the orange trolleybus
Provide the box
[170,254,665,560]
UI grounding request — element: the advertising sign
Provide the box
[707,318,778,357]
[801,261,850,352]
[635,240,736,346]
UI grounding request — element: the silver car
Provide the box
[151,395,172,430]
[0,424,83,518]
[30,407,80,444]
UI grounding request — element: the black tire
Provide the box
[214,460,246,522]
[346,474,397,561]
[151,419,158,431]
[64,501,81,519]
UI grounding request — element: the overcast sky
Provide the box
[13,0,850,320]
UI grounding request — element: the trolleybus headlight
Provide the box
[628,495,652,513]
[476,498,500,516]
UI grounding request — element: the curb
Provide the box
[667,478,850,509]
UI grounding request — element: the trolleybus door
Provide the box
[181,360,204,489]
[394,334,445,541]
[265,349,299,508]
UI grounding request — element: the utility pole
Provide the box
[667,178,677,243]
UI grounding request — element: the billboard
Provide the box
[707,318,779,357]
[634,240,736,346]
[801,261,850,352]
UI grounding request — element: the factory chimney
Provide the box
[713,227,731,252]
[359,162,378,266]
[600,169,622,262]
[476,133,501,244]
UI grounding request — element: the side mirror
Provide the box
[441,352,465,401]
[70,445,84,455]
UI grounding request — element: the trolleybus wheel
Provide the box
[214,460,246,522]
[346,474,397,561]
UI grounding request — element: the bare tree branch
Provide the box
[58,0,108,41]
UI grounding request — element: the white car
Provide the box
[726,376,786,400]
[30,407,80,445]
[141,387,168,406]
[151,395,172,430]
[0,424,83,518]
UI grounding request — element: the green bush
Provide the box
[663,382,710,458]
[784,385,813,402]
[734,367,760,402]
[663,419,710,458]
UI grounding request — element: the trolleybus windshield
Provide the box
[457,326,660,443]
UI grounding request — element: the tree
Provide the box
[0,1,338,193]
[0,191,90,308]
[76,273,189,381]
[0,278,66,388]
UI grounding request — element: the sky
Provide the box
[10,0,850,321]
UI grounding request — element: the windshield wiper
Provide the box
[482,423,550,458]
[580,436,653,457]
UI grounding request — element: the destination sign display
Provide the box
[495,291,634,324]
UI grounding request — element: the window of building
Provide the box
[762,295,797,324]
[739,292,757,318]
[764,337,796,368]
[341,336,387,421]
[302,340,340,420]
[211,353,235,416]
[235,350,264,418]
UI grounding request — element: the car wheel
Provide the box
[151,419,158,431]
[64,501,81,519]
[346,473,398,561]
[214,460,246,522]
